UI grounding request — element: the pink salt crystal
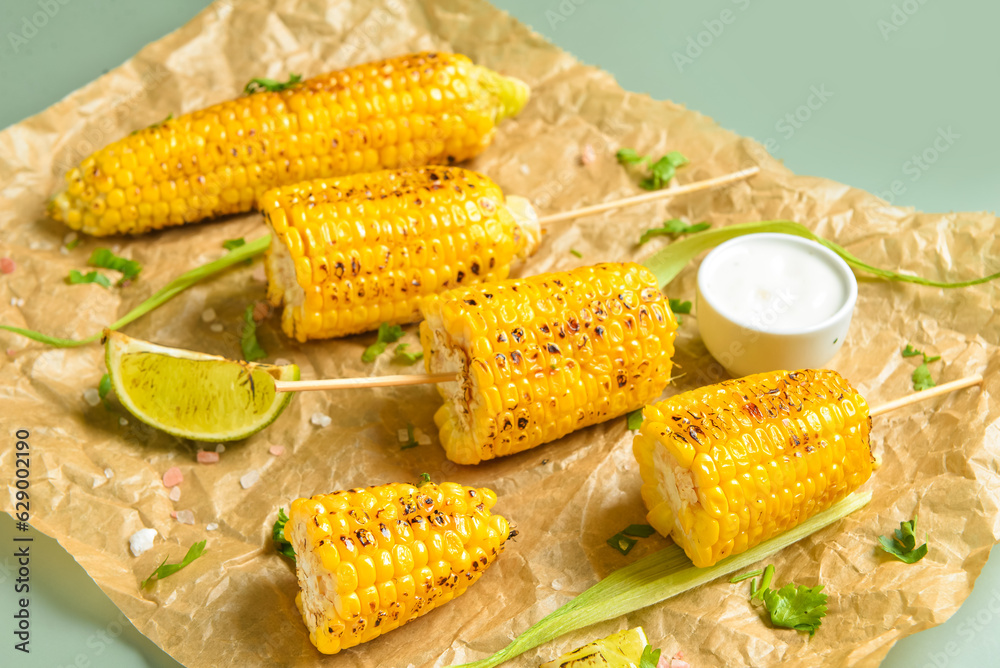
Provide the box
[0,257,14,274]
[162,466,183,487]
[197,451,220,464]
[269,445,285,456]
[579,143,596,166]
[175,509,195,525]
[170,511,178,519]
[168,486,181,502]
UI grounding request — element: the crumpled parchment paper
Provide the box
[1,1,999,666]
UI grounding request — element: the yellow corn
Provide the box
[285,482,511,655]
[633,369,873,568]
[420,263,678,465]
[262,166,541,341]
[48,52,529,236]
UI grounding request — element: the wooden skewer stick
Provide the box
[274,371,458,392]
[870,374,983,417]
[536,165,760,226]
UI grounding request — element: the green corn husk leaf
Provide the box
[1,235,270,347]
[451,491,872,668]
[641,220,1000,289]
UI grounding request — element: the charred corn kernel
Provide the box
[48,52,530,236]
[420,263,678,465]
[285,482,511,655]
[633,369,873,568]
[262,166,541,341]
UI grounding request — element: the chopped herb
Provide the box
[623,524,656,538]
[626,409,644,430]
[833,338,838,344]
[750,578,758,597]
[760,583,828,635]
[400,424,419,450]
[393,343,424,365]
[222,238,246,251]
[362,323,405,362]
[67,269,112,289]
[668,298,692,324]
[752,564,775,601]
[730,568,763,584]
[416,472,432,487]
[65,238,81,251]
[272,509,295,561]
[616,149,689,190]
[98,373,112,408]
[639,219,711,245]
[637,645,661,668]
[877,516,928,564]
[606,532,638,555]
[140,540,207,588]
[241,305,267,361]
[901,344,924,358]
[569,249,583,258]
[89,248,142,284]
[245,73,302,94]
[903,345,940,391]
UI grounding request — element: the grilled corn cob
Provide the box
[48,52,529,236]
[285,482,511,655]
[633,369,873,568]
[262,166,541,341]
[420,263,678,465]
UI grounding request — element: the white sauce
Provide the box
[702,237,849,333]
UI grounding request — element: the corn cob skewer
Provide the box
[48,52,530,236]
[285,482,512,655]
[632,369,982,568]
[262,165,758,342]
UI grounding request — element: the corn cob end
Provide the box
[471,65,530,124]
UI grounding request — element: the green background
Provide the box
[1,0,998,666]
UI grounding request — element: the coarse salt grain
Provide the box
[83,388,101,407]
[128,528,157,557]
[10,297,24,307]
[310,412,332,428]
[397,428,409,442]
[170,511,178,519]
[210,323,224,333]
[519,164,530,175]
[119,417,128,426]
[251,265,267,283]
[168,486,181,502]
[175,509,195,525]
[206,523,219,531]
[201,307,217,323]
[63,232,78,245]
[197,451,220,464]
[579,143,597,166]
[104,468,113,479]
[415,429,432,446]
[269,445,285,456]
[215,444,226,454]
[1,257,16,274]
[162,466,183,487]
[240,470,260,489]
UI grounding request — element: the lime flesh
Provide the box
[539,627,649,668]
[105,330,298,441]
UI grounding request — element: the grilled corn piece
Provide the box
[48,52,529,236]
[420,263,678,465]
[285,482,511,655]
[262,166,541,341]
[633,369,873,568]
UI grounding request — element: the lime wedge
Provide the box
[104,330,298,441]
[539,627,649,668]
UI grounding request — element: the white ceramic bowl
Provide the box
[695,233,858,377]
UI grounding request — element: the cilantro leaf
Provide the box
[65,238,81,251]
[638,219,710,245]
[638,645,661,668]
[901,344,923,358]
[606,532,638,555]
[400,424,419,450]
[668,298,692,325]
[67,269,112,289]
[241,305,267,361]
[140,540,207,588]
[244,73,302,94]
[89,248,142,284]
[912,363,935,391]
[569,249,583,258]
[615,148,648,166]
[393,343,424,365]
[626,408,644,430]
[416,472,432,487]
[761,583,828,635]
[272,508,295,561]
[223,238,246,251]
[362,323,405,362]
[640,151,689,190]
[623,524,656,538]
[877,516,928,564]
